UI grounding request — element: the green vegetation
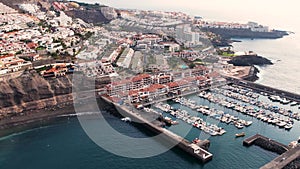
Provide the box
[221,52,235,57]
[35,65,52,73]
[188,63,196,69]
[15,51,22,55]
[36,46,46,50]
[217,48,235,57]
[76,2,107,9]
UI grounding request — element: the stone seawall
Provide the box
[243,134,289,155]
[254,137,288,155]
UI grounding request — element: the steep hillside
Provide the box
[0,71,74,114]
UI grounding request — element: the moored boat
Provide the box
[290,101,299,106]
[284,123,293,130]
[121,117,131,122]
[235,132,245,137]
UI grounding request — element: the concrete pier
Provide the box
[260,145,300,169]
[243,134,289,155]
[101,96,213,163]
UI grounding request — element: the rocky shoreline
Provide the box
[201,27,288,39]
[228,55,273,66]
[241,66,260,82]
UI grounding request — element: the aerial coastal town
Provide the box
[0,1,299,168]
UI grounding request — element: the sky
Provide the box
[78,0,300,31]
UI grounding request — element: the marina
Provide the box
[198,90,296,130]
[101,96,214,163]
[102,79,300,165]
[1,81,300,169]
[155,102,227,136]
[0,0,300,168]
[218,84,300,120]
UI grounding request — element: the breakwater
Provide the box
[226,77,300,102]
[261,145,300,169]
[100,96,213,163]
[243,134,289,155]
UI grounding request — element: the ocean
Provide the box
[1,1,300,168]
[1,92,300,169]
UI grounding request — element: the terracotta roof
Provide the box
[206,71,220,78]
[108,96,122,103]
[45,68,57,73]
[174,80,189,86]
[0,54,14,59]
[132,74,151,82]
[196,76,207,81]
[166,82,179,88]
[129,90,139,96]
[111,79,132,86]
[145,84,166,92]
[27,42,38,49]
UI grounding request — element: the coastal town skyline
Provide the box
[0,0,299,168]
[82,0,300,31]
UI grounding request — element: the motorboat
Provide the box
[121,117,131,122]
[235,132,245,137]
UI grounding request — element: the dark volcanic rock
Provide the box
[201,27,288,39]
[65,9,110,24]
[228,55,273,66]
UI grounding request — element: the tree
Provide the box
[73,48,76,56]
[189,63,196,69]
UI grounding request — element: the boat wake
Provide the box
[57,112,101,117]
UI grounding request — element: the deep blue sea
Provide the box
[1,1,300,168]
[1,92,300,169]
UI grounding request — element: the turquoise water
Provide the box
[1,90,299,169]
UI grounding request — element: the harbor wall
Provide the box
[226,77,300,102]
[283,157,300,169]
[261,145,300,169]
[100,96,213,163]
[253,137,288,155]
[243,134,289,155]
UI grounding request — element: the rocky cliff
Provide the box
[0,71,74,115]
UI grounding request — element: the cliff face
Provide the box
[0,72,74,114]
[65,9,110,24]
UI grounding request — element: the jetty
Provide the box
[101,96,213,163]
[243,134,289,155]
[226,77,300,102]
[260,145,300,169]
